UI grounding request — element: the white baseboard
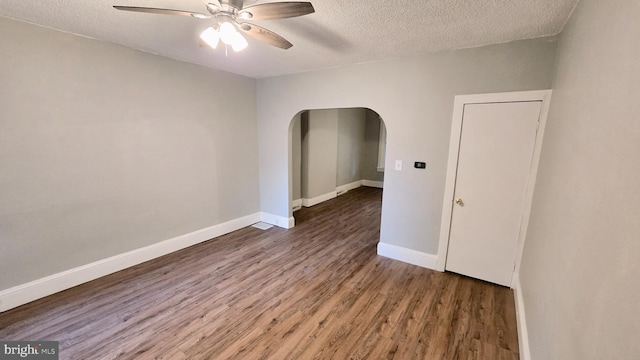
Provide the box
[301,191,337,208]
[362,180,384,188]
[0,212,262,313]
[376,242,438,270]
[292,199,302,212]
[336,180,362,195]
[512,274,531,360]
[260,212,295,229]
[301,180,384,209]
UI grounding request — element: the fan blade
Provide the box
[113,6,210,18]
[238,23,293,49]
[238,2,314,20]
[226,0,244,10]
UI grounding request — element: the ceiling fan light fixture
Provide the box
[113,0,315,51]
[219,22,238,45]
[231,32,248,52]
[200,27,220,49]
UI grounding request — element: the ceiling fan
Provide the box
[113,0,315,51]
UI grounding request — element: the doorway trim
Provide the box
[436,90,552,279]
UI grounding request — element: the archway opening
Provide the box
[288,107,387,222]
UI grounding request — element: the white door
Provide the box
[445,101,541,286]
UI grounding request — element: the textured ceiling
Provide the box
[0,0,580,78]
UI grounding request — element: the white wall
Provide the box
[0,17,259,291]
[258,37,557,256]
[520,1,640,359]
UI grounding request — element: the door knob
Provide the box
[455,198,464,206]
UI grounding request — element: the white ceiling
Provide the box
[0,0,580,79]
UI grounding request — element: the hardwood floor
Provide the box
[0,187,519,359]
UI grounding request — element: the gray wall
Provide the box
[259,37,556,255]
[362,110,385,183]
[0,17,259,290]
[291,112,302,201]
[336,108,366,187]
[521,1,640,359]
[300,109,338,199]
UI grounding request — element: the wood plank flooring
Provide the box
[0,187,519,359]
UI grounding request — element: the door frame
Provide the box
[436,90,553,285]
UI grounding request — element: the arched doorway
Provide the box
[288,107,387,219]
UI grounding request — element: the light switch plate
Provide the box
[395,160,402,171]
